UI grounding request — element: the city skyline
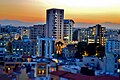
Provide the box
[0,0,120,24]
[0,0,120,79]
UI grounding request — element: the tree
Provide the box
[75,42,87,59]
[6,40,12,53]
[77,42,87,55]
[55,41,64,57]
[96,45,105,58]
[86,43,100,56]
[75,51,83,59]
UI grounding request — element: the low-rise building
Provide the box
[37,37,55,58]
[50,70,119,80]
[12,35,37,56]
[105,38,120,74]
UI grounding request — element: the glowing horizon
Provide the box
[0,0,120,23]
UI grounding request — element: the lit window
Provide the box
[8,68,10,70]
[118,69,120,73]
[118,59,120,63]
[27,58,31,62]
[56,51,59,54]
[51,68,54,72]
[42,70,45,74]
[38,70,41,74]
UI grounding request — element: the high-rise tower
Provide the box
[46,8,64,42]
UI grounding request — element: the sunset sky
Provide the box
[0,0,120,23]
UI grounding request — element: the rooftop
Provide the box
[50,70,119,80]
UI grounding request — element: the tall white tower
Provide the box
[46,8,64,42]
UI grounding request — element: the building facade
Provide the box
[78,28,89,43]
[29,24,46,40]
[12,36,37,56]
[46,8,64,42]
[88,24,106,45]
[63,19,74,44]
[37,37,55,58]
[105,38,120,74]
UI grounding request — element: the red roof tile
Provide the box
[50,70,119,80]
[50,70,68,76]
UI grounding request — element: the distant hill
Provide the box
[75,22,120,29]
[0,19,45,27]
[0,19,120,29]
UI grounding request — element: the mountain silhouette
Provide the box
[0,19,120,29]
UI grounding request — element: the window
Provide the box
[51,78,54,80]
[32,64,35,68]
[53,27,57,29]
[38,70,45,74]
[115,65,117,68]
[91,59,94,61]
[114,54,117,57]
[114,70,117,73]
[47,11,50,14]
[53,10,56,14]
[60,10,63,14]
[115,59,118,63]
[80,59,83,62]
[53,32,56,34]
[54,22,57,24]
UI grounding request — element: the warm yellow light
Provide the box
[118,59,120,63]
[83,51,88,56]
[28,52,30,55]
[51,68,54,72]
[56,51,58,54]
[42,70,45,74]
[27,58,31,62]
[59,51,61,54]
[38,70,41,74]
[96,53,98,56]
[8,68,10,71]
[92,32,95,35]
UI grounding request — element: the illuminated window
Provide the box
[38,70,45,74]
[118,69,120,73]
[38,70,41,74]
[42,70,45,74]
[51,68,54,72]
[8,68,10,70]
[27,58,31,62]
[118,59,120,63]
[56,51,59,54]
[28,52,30,55]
